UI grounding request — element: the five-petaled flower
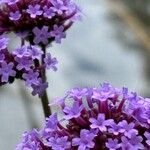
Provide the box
[0,62,16,82]
[27,4,43,18]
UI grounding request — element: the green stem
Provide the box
[41,45,51,117]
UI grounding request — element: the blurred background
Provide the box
[0,0,150,149]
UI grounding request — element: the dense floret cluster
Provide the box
[16,83,150,149]
[0,0,81,46]
[0,36,57,96]
[0,0,81,96]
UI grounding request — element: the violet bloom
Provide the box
[106,138,121,150]
[108,122,123,135]
[72,129,95,150]
[29,46,43,60]
[121,133,144,150]
[0,36,8,50]
[15,57,33,71]
[92,83,115,102]
[31,79,48,97]
[46,135,71,150]
[26,4,43,18]
[16,130,41,150]
[68,88,88,99]
[43,113,58,134]
[90,113,113,132]
[9,11,21,21]
[44,53,58,71]
[22,70,39,86]
[13,46,30,58]
[144,132,150,146]
[33,26,51,45]
[118,120,136,137]
[51,0,68,15]
[0,62,16,82]
[0,0,80,47]
[50,25,66,43]
[63,101,84,120]
[43,6,55,19]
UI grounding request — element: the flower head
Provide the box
[0,43,57,97]
[0,0,81,46]
[17,83,150,149]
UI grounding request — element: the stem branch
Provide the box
[41,45,51,117]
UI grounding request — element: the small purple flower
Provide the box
[43,113,58,133]
[9,11,21,21]
[46,135,71,150]
[106,138,121,150]
[121,133,144,150]
[16,130,41,150]
[90,113,113,132]
[0,36,8,50]
[43,6,55,19]
[50,25,66,43]
[72,129,95,150]
[144,132,150,146]
[13,46,30,58]
[63,101,84,120]
[31,79,48,97]
[33,26,51,45]
[51,0,68,15]
[22,70,39,86]
[108,122,123,135]
[26,4,43,18]
[0,62,16,82]
[29,46,43,60]
[92,83,115,101]
[68,88,88,99]
[44,53,58,71]
[15,57,33,71]
[118,120,136,137]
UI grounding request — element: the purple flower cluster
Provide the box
[16,83,150,149]
[0,0,81,46]
[0,36,58,97]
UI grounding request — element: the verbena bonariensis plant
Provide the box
[0,0,81,117]
[16,83,150,150]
